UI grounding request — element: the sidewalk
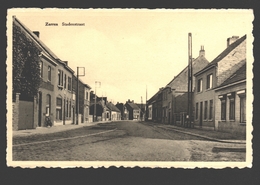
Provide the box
[143,122,246,144]
[13,121,110,137]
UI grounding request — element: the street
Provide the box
[13,121,246,161]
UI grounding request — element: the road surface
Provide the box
[13,121,246,161]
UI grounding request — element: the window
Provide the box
[48,66,51,81]
[209,100,213,120]
[46,94,51,116]
[195,102,198,120]
[68,77,72,91]
[240,96,246,123]
[64,74,67,89]
[237,90,246,123]
[206,74,213,89]
[39,61,43,78]
[86,91,88,100]
[58,70,64,86]
[56,97,62,120]
[220,95,226,120]
[197,79,203,92]
[228,93,235,120]
[204,101,208,119]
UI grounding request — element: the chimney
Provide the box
[33,31,40,38]
[199,45,205,57]
[227,36,239,47]
[132,100,134,103]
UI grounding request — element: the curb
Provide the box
[212,146,246,153]
[156,125,246,144]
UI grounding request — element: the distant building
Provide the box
[106,102,121,121]
[116,103,129,120]
[125,100,141,120]
[72,76,91,123]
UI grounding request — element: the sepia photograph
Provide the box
[6,8,253,168]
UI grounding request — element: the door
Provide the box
[38,92,42,126]
[199,102,203,127]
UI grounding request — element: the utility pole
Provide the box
[187,33,193,128]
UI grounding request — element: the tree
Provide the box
[13,21,41,101]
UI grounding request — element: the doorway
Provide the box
[38,92,42,127]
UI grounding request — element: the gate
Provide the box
[18,100,34,130]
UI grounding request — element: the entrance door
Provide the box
[38,92,42,126]
[199,102,203,127]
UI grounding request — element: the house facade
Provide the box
[125,100,141,120]
[54,60,75,126]
[13,16,76,129]
[194,35,246,131]
[214,64,246,134]
[165,46,209,125]
[72,76,91,123]
[116,103,129,120]
[107,102,121,121]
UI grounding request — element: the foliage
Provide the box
[13,21,41,101]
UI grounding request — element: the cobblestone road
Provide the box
[12,121,246,161]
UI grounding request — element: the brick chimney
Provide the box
[33,31,40,38]
[199,45,205,57]
[227,36,239,47]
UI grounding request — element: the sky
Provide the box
[9,9,253,104]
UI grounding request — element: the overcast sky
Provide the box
[9,9,253,103]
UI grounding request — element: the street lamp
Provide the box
[76,67,85,125]
[94,81,101,122]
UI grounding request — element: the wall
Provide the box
[215,82,246,134]
[194,67,216,128]
[12,93,20,131]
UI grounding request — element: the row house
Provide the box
[116,103,129,120]
[146,47,209,125]
[106,102,121,121]
[13,16,75,129]
[146,88,163,122]
[136,103,146,121]
[125,100,141,120]
[72,76,92,124]
[194,35,246,134]
[89,91,109,121]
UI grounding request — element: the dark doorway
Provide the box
[199,102,203,127]
[38,92,42,127]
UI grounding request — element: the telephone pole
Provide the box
[187,33,193,128]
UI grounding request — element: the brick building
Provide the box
[125,100,141,120]
[194,35,246,131]
[13,16,75,129]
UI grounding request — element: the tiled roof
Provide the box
[126,102,140,110]
[194,35,246,76]
[217,63,246,88]
[106,102,121,112]
[166,55,209,86]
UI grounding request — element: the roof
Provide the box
[106,102,121,112]
[166,54,209,87]
[217,63,246,89]
[125,102,140,110]
[136,103,146,109]
[13,16,74,74]
[147,88,164,103]
[194,35,246,76]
